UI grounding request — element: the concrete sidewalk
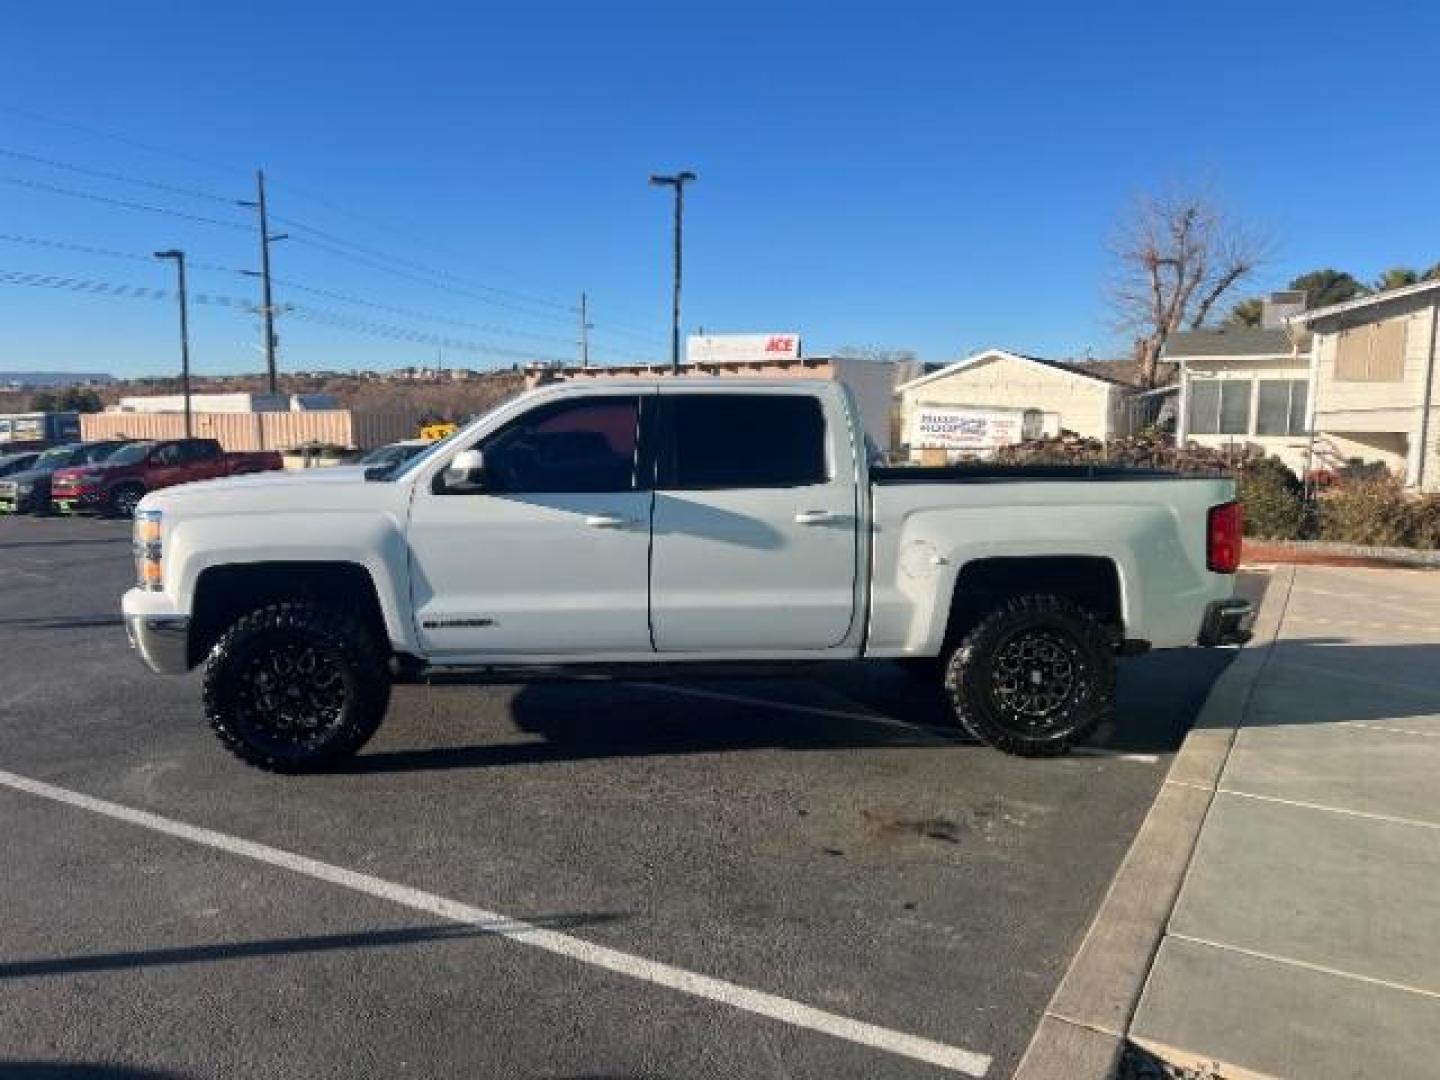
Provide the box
[1129,564,1440,1079]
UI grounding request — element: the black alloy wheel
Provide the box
[943,594,1116,756]
[203,601,390,772]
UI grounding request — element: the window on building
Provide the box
[1187,381,1221,435]
[1334,320,1407,382]
[666,394,827,489]
[1255,380,1309,436]
[1188,379,1254,436]
[1218,381,1251,434]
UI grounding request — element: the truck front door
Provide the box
[648,389,860,652]
[406,391,655,657]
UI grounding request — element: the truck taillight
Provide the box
[1207,501,1242,574]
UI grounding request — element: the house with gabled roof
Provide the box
[1170,283,1440,490]
[895,348,1135,460]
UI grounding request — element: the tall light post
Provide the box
[153,249,193,438]
[649,170,696,373]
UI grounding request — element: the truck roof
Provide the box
[537,376,837,393]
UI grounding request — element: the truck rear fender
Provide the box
[940,555,1125,647]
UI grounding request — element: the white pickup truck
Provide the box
[123,378,1253,771]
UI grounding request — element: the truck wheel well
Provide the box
[944,556,1122,645]
[189,562,390,668]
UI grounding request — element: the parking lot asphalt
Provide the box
[0,516,1241,1079]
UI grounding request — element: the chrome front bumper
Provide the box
[125,614,191,675]
[1197,598,1256,647]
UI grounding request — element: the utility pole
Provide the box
[153,250,193,437]
[649,171,696,372]
[578,291,592,368]
[238,170,288,393]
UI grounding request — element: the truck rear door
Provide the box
[648,387,860,651]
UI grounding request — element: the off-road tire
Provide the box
[943,594,1115,757]
[108,484,145,519]
[202,601,391,772]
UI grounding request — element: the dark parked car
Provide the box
[0,441,133,514]
[0,451,40,478]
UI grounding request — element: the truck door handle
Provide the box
[585,514,632,529]
[793,510,837,525]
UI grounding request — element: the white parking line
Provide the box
[633,682,1160,763]
[0,767,992,1077]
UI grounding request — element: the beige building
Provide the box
[895,348,1133,459]
[1172,283,1440,490]
[1291,279,1440,490]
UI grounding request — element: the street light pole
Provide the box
[649,170,696,373]
[154,249,193,438]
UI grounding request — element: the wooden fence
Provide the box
[79,409,424,451]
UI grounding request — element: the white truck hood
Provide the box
[139,466,403,516]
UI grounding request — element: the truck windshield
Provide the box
[34,445,78,468]
[104,442,154,466]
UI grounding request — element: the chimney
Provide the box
[1261,290,1307,329]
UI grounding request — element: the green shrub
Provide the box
[1408,496,1440,549]
[1237,457,1307,540]
[1316,476,1415,547]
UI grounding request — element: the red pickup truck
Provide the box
[52,437,283,517]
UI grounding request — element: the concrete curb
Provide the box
[1244,540,1440,568]
[1011,568,1296,1080]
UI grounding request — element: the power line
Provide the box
[0,175,252,231]
[285,305,571,364]
[0,146,235,205]
[0,267,574,364]
[273,213,570,313]
[0,128,669,345]
[0,232,643,358]
[0,104,243,178]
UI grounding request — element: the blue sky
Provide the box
[1,1,1438,378]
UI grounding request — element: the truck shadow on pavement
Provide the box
[341,677,960,774]
[339,646,1233,773]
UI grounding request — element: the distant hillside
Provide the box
[0,372,116,388]
[0,370,525,421]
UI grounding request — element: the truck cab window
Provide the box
[665,394,826,489]
[481,396,640,494]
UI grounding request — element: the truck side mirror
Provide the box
[441,448,486,492]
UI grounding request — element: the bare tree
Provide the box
[1109,185,1268,387]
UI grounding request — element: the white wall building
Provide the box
[896,348,1132,460]
[116,392,338,414]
